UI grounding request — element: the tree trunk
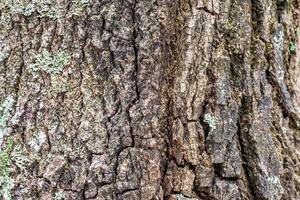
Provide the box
[0,0,299,199]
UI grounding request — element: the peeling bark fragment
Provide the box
[69,160,87,192]
[213,178,241,200]
[194,152,214,189]
[163,161,195,197]
[116,148,161,199]
[206,114,225,164]
[97,184,116,200]
[84,181,98,199]
[196,0,220,15]
[40,155,66,186]
[170,120,204,166]
[219,137,242,178]
[218,103,242,178]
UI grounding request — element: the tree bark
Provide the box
[0,0,300,199]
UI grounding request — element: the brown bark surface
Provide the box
[0,0,300,199]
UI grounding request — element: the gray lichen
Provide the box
[0,141,28,200]
[203,113,217,131]
[28,131,47,153]
[0,52,8,63]
[0,0,89,20]
[0,96,14,129]
[10,145,29,171]
[273,28,285,51]
[0,138,14,200]
[50,78,69,93]
[0,0,34,16]
[70,0,89,17]
[28,49,70,77]
[54,190,65,200]
[175,194,193,200]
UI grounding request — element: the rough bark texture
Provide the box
[0,0,300,199]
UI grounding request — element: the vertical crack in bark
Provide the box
[199,98,210,144]
[125,0,140,149]
[15,26,25,98]
[237,95,257,200]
